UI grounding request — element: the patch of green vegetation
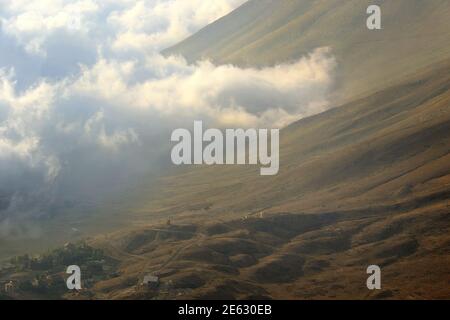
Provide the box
[3,243,118,299]
[10,243,104,272]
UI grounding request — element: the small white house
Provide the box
[142,275,159,289]
[4,281,15,294]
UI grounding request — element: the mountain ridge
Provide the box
[164,0,450,101]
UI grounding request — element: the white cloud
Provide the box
[0,0,336,237]
[108,0,246,50]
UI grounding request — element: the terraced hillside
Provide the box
[86,207,448,299]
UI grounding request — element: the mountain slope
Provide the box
[69,1,450,299]
[164,0,450,101]
[3,35,450,303]
[2,1,450,300]
[128,59,450,223]
[80,59,450,300]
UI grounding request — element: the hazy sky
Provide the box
[0,0,336,237]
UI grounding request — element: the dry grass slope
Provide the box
[84,60,450,300]
[164,0,450,101]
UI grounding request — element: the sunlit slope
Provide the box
[130,59,450,223]
[87,61,450,299]
[164,0,450,100]
[83,60,450,299]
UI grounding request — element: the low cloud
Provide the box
[0,0,336,238]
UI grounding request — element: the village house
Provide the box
[142,275,159,289]
[4,280,16,295]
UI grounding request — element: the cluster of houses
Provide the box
[0,280,17,295]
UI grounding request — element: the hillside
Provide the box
[128,59,450,225]
[164,0,450,101]
[2,59,448,300]
[1,0,449,300]
[65,59,449,300]
[3,39,450,303]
